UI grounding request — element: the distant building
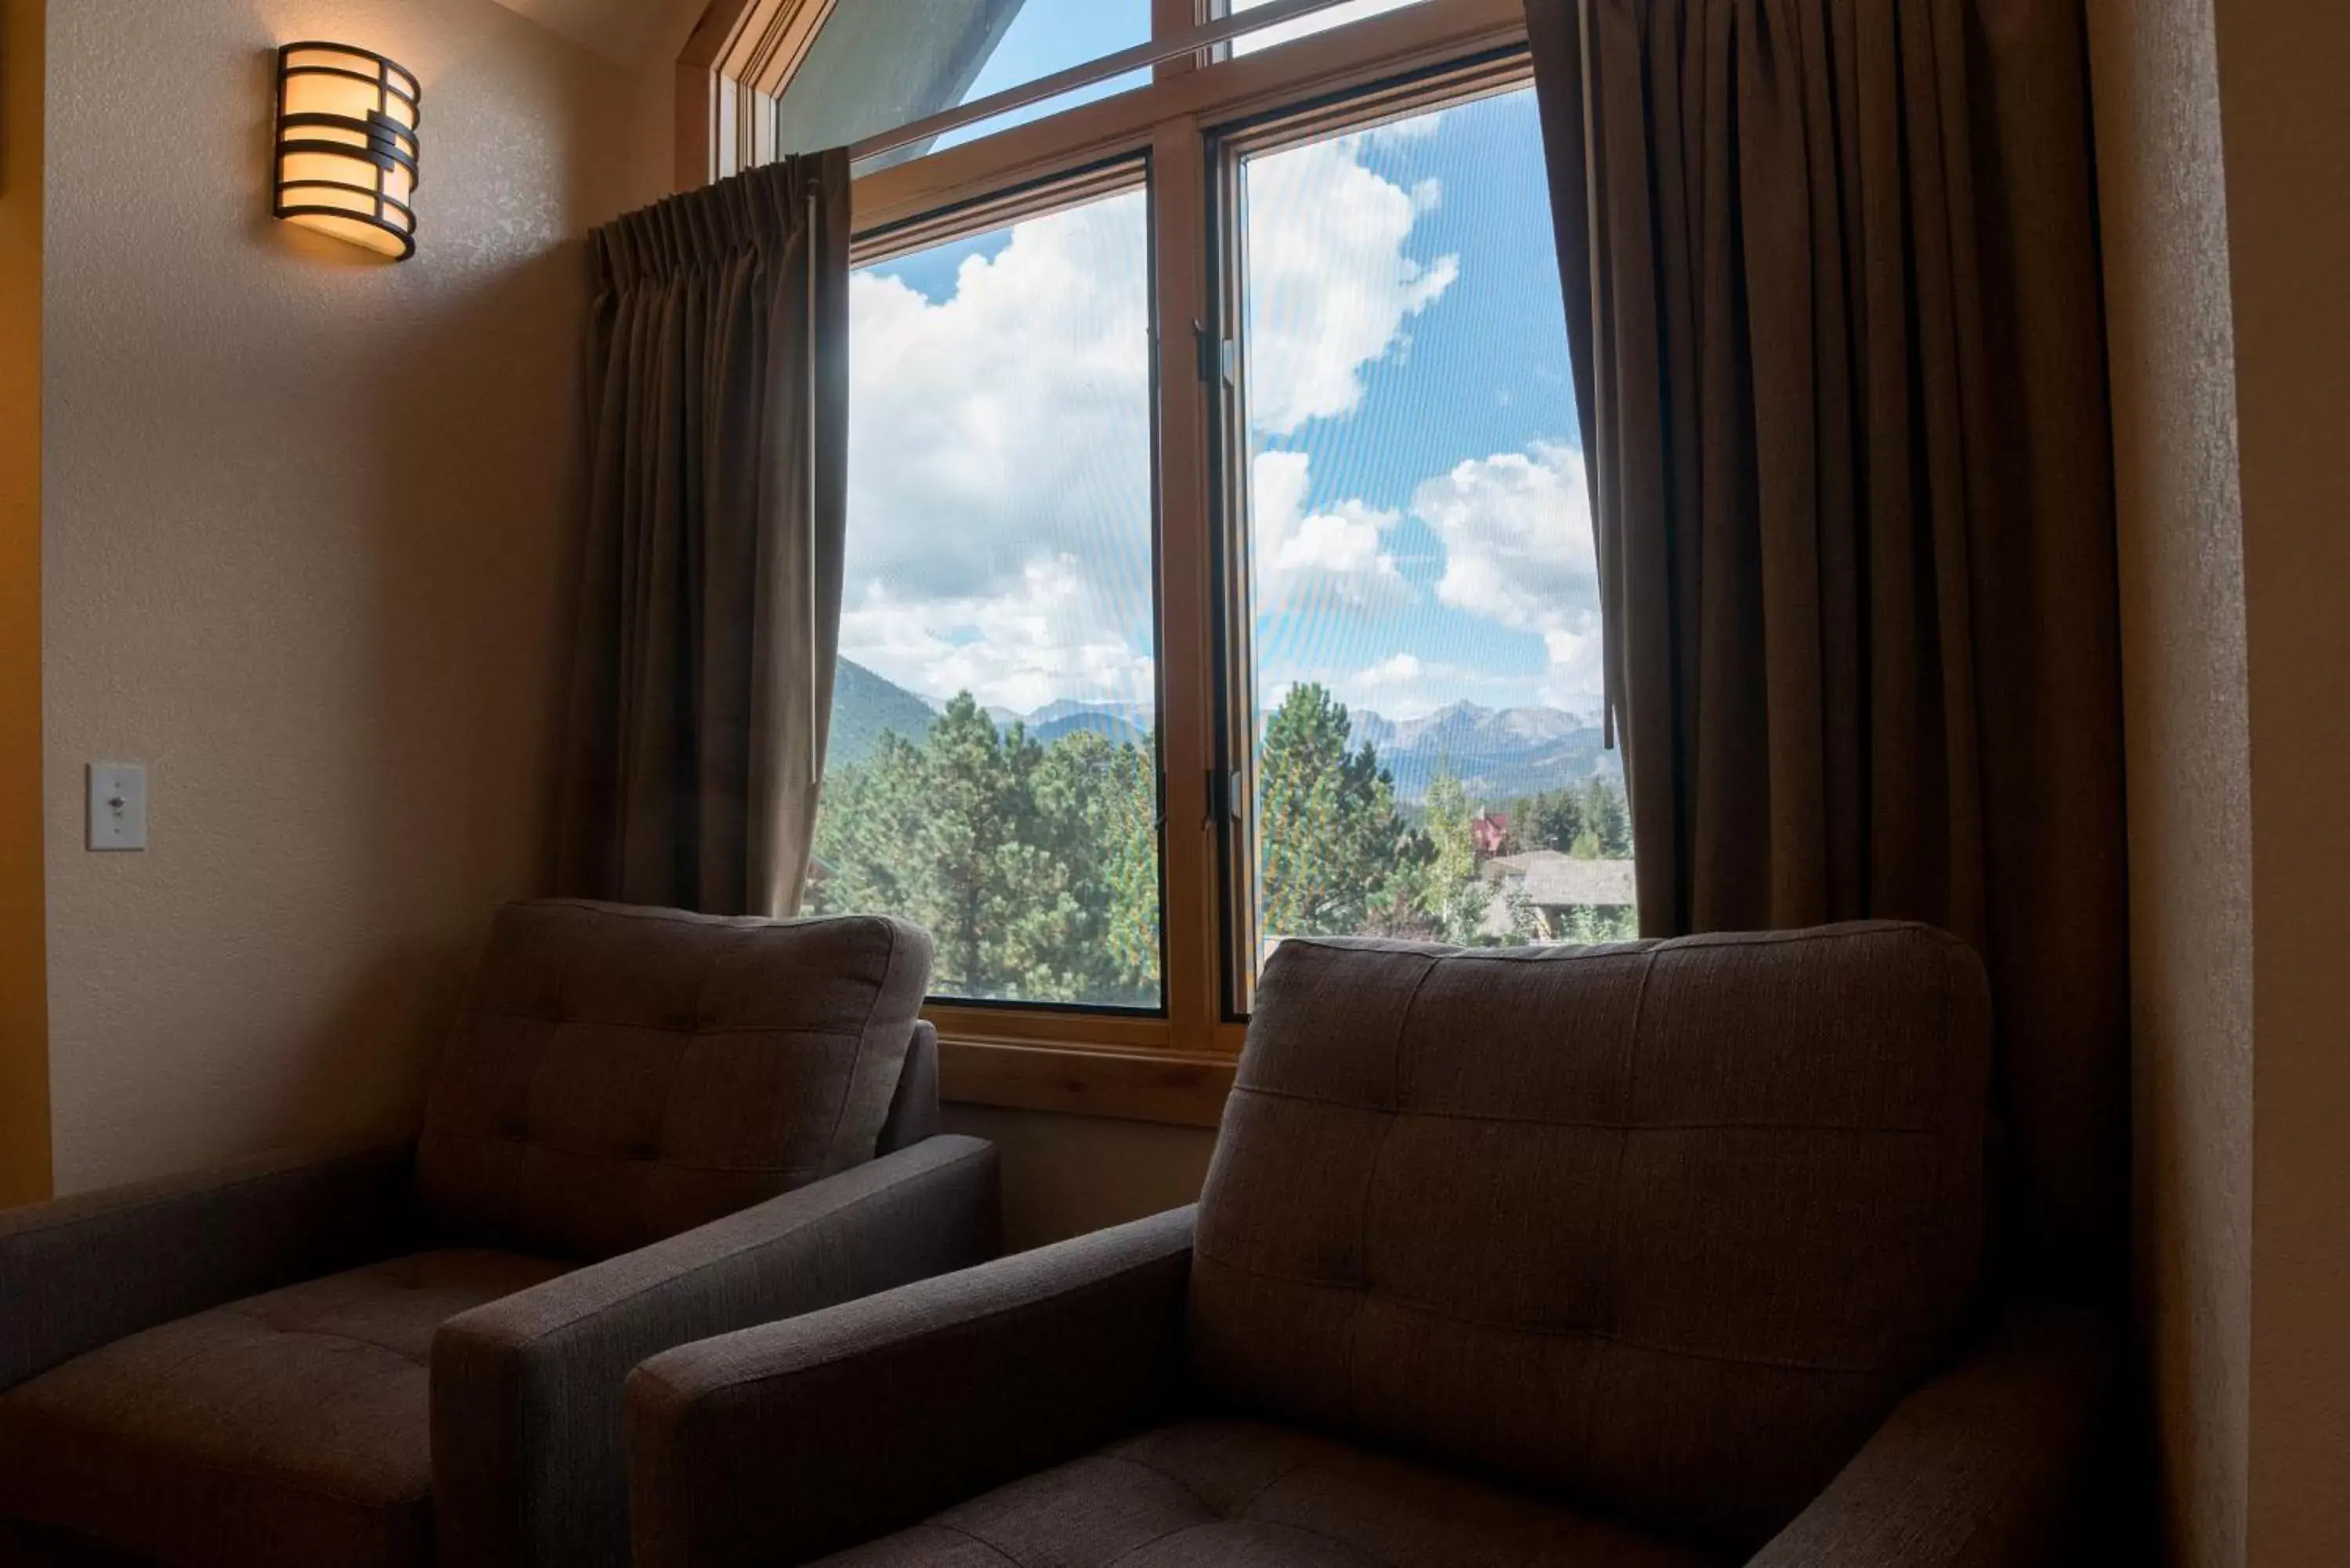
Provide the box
[1480,851,1638,941]
[1471,811,1512,856]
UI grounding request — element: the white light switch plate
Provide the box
[88,763,146,851]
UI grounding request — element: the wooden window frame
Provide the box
[675,0,837,190]
[681,0,1533,1125]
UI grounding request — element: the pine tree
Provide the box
[816,678,1585,992]
[1420,764,1493,944]
[1031,728,1162,1005]
[911,696,1024,994]
[1100,736,1164,996]
[1510,787,1587,854]
[808,698,1164,1007]
[1255,683,1405,938]
[807,731,932,932]
[1584,775,1633,858]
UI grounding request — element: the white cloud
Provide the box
[1415,442,1605,705]
[1355,652,1423,688]
[1243,128,1459,435]
[845,193,1152,607]
[1251,450,1411,616]
[1329,651,1509,720]
[840,193,1157,710]
[838,557,1153,719]
[838,128,1460,714]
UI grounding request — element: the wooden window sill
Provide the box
[938,1035,1235,1129]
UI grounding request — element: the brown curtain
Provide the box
[555,153,850,918]
[1527,0,2128,1299]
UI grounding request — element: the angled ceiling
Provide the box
[490,0,711,70]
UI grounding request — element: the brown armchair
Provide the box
[0,899,1002,1568]
[626,923,2120,1568]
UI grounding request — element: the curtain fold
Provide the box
[1528,0,2128,1299]
[555,152,851,918]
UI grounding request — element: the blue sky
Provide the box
[842,57,1594,728]
[1243,92,1589,721]
[1279,102,1577,517]
[936,0,1150,150]
[931,1,1434,146]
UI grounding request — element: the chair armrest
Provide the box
[0,1141,417,1393]
[1746,1304,2124,1568]
[431,1134,1000,1568]
[626,1203,1197,1568]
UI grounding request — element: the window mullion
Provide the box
[1148,114,1222,1056]
[1154,0,1207,81]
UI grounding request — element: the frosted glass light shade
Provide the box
[273,42,420,260]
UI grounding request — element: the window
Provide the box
[1227,89,1634,997]
[771,0,1618,1099]
[1226,0,1430,56]
[806,174,1163,1011]
[774,0,1151,166]
[933,0,1155,150]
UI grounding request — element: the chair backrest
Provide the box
[415,899,933,1261]
[1188,922,1990,1554]
[873,1021,941,1156]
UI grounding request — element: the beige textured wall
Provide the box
[2218,0,2350,1561]
[39,0,645,1192]
[2087,3,2253,1565]
[616,0,716,215]
[942,1104,1216,1252]
[490,0,706,203]
[0,0,51,1207]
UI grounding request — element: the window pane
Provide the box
[1235,89,1635,974]
[779,0,1151,166]
[1229,0,1429,56]
[808,185,1163,1011]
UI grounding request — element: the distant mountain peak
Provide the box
[827,662,1617,801]
[826,659,943,771]
[1340,698,1619,805]
[1025,695,1154,726]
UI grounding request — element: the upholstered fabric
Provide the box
[415,899,931,1260]
[1746,1306,2123,1568]
[815,1420,1722,1568]
[1190,923,1991,1553]
[0,1141,418,1398]
[0,1518,157,1566]
[873,1021,941,1155]
[434,1135,999,1568]
[0,1250,569,1568]
[628,1205,1195,1568]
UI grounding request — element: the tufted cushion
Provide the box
[1188,923,1991,1554]
[814,1418,1719,1567]
[415,900,932,1261]
[0,1250,569,1568]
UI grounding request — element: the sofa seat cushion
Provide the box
[815,1419,1722,1568]
[0,1249,569,1568]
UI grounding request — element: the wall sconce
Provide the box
[273,42,420,260]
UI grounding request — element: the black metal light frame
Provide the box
[273,42,421,260]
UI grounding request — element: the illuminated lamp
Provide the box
[273,42,419,260]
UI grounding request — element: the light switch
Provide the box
[88,763,146,851]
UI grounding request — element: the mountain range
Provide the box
[826,658,944,770]
[1358,699,1620,804]
[826,659,1621,802]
